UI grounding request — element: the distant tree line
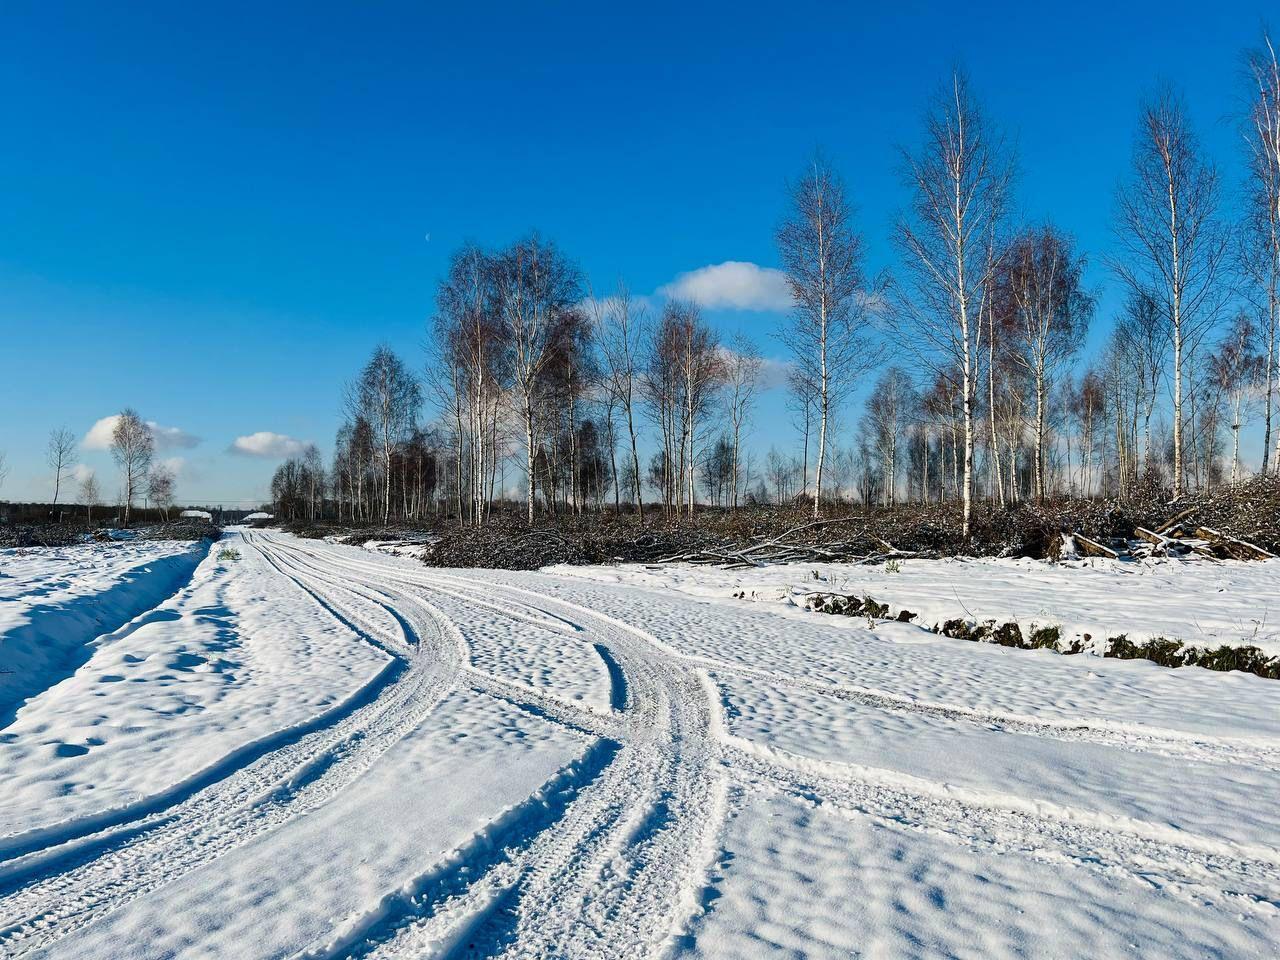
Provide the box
[267,32,1280,530]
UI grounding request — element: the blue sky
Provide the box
[0,1,1272,504]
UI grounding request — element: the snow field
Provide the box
[1,532,1278,958]
[28,688,590,960]
[0,539,207,727]
[550,554,1280,657]
[1,534,389,849]
[683,789,1277,959]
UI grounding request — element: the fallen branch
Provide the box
[1155,506,1199,535]
[1071,533,1121,560]
[1193,526,1278,561]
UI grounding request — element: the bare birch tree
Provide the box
[671,301,724,516]
[894,71,1012,535]
[355,346,421,525]
[79,470,100,523]
[590,283,648,520]
[46,428,77,512]
[777,154,877,517]
[1113,291,1167,475]
[1112,86,1229,499]
[433,244,508,526]
[786,368,817,498]
[995,226,1093,500]
[864,366,916,507]
[111,409,154,527]
[147,465,176,520]
[494,235,581,523]
[1244,32,1280,473]
[722,335,763,510]
[1210,313,1266,483]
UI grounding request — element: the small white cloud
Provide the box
[657,261,792,312]
[577,293,655,319]
[230,432,308,459]
[160,456,187,476]
[150,423,200,450]
[759,356,795,390]
[82,415,199,451]
[71,463,95,484]
[82,415,121,450]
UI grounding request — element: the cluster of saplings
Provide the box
[268,33,1280,547]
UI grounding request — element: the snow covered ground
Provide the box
[1,532,1278,958]
[0,539,207,727]
[552,553,1280,656]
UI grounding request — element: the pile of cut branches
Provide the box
[656,517,931,569]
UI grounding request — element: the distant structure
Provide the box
[180,509,213,520]
[242,511,274,522]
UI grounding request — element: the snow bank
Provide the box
[0,540,208,727]
[551,555,1280,659]
[0,532,389,843]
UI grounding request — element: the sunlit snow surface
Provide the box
[0,534,1277,958]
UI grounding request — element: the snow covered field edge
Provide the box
[0,540,211,727]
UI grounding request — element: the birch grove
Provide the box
[1244,32,1280,474]
[232,41,1280,529]
[894,71,1012,536]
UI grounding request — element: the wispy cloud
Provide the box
[657,261,792,312]
[150,424,201,450]
[160,456,188,476]
[577,292,655,318]
[82,415,200,451]
[715,344,795,390]
[230,431,308,459]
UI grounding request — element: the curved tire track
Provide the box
[0,533,462,957]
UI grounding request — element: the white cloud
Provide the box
[82,415,199,451]
[71,463,95,484]
[230,432,308,459]
[714,344,795,390]
[657,261,793,312]
[82,416,120,450]
[758,356,795,390]
[160,456,187,476]
[149,423,200,450]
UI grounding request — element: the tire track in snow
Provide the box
[725,740,1280,916]
[291,548,1280,936]
[284,543,1280,772]
[17,532,1272,957]
[701,662,1280,771]
[0,533,464,957]
[267,537,729,960]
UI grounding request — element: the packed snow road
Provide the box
[0,531,1278,958]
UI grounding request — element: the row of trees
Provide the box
[3,416,175,524]
[277,31,1279,529]
[1,412,182,525]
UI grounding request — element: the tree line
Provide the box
[272,34,1280,531]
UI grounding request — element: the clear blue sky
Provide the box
[0,1,1271,504]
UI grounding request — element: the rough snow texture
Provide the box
[0,540,206,727]
[552,554,1280,656]
[0,537,389,846]
[1,534,1277,958]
